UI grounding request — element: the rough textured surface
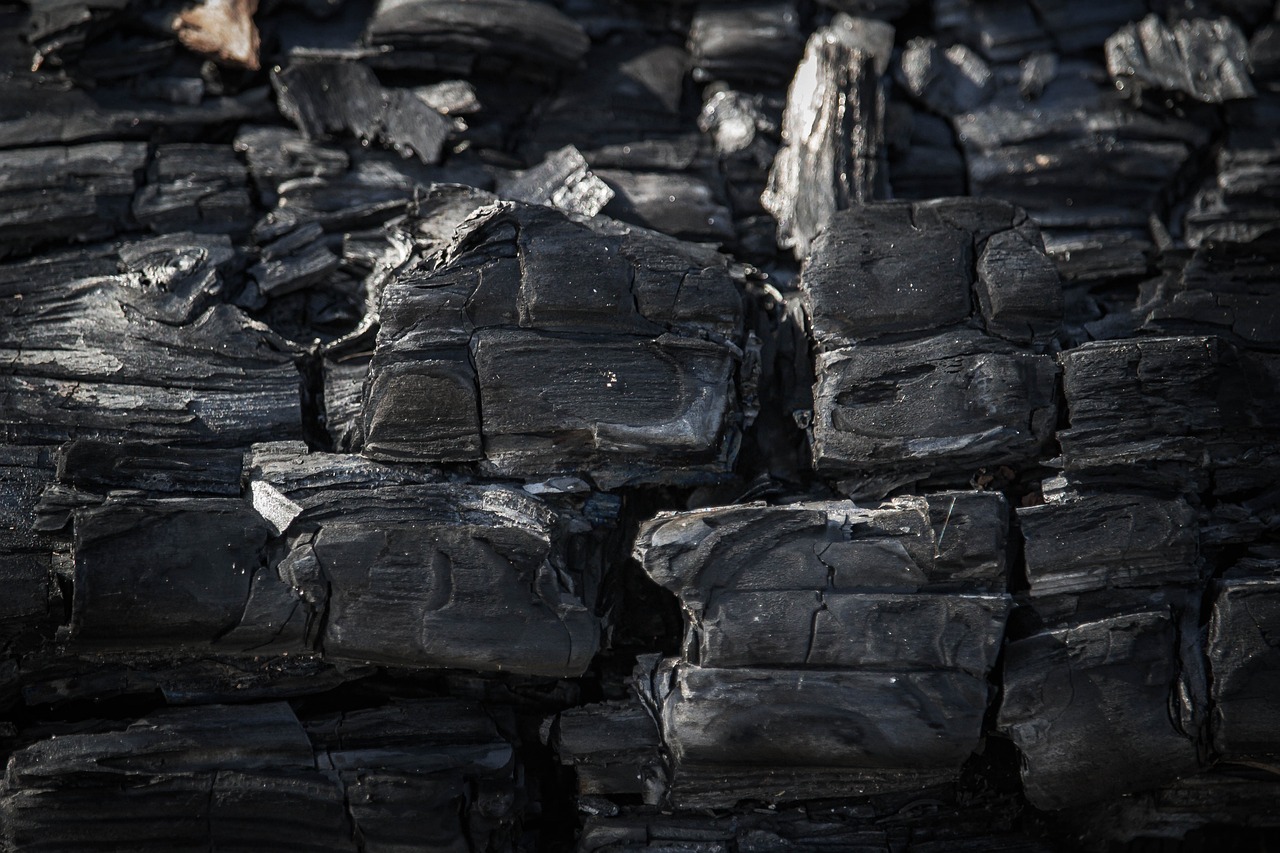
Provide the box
[4,0,1280,848]
[361,200,746,488]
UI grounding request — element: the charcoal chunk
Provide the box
[657,662,991,771]
[272,61,452,164]
[1057,336,1280,487]
[999,609,1203,810]
[1207,576,1280,758]
[1018,493,1200,599]
[248,446,601,677]
[812,330,1058,484]
[897,38,994,115]
[361,201,744,487]
[132,144,254,235]
[801,200,1062,349]
[0,245,301,447]
[636,494,1010,601]
[688,3,805,86]
[1106,15,1255,104]
[0,142,145,250]
[500,144,614,218]
[763,23,884,258]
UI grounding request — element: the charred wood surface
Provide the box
[2,0,1278,850]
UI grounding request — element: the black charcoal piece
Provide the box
[553,699,665,801]
[68,497,274,646]
[248,446,601,677]
[897,38,994,115]
[687,3,805,86]
[0,699,518,851]
[365,0,589,75]
[811,330,1058,484]
[522,40,699,169]
[132,144,254,235]
[1057,336,1280,482]
[500,145,614,218]
[1184,95,1280,248]
[0,142,145,250]
[1018,493,1200,598]
[1106,15,1255,104]
[999,609,1203,810]
[303,699,521,849]
[953,62,1210,279]
[1140,233,1280,349]
[656,662,991,771]
[800,199,1062,349]
[234,125,350,194]
[596,169,735,244]
[636,493,1010,602]
[250,224,342,299]
[0,247,301,447]
[54,440,243,496]
[1207,576,1280,758]
[762,22,884,258]
[271,61,452,165]
[0,703,349,852]
[361,201,744,487]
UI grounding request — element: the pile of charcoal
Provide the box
[2,0,1279,850]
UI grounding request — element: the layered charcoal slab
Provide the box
[361,201,745,488]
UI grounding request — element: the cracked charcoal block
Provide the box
[0,245,301,447]
[800,200,1062,349]
[1057,336,1280,484]
[698,590,1009,674]
[361,201,744,487]
[0,142,146,250]
[234,125,350,195]
[1207,577,1280,758]
[1018,493,1200,599]
[365,0,589,75]
[0,703,351,853]
[952,63,1211,276]
[635,496,1011,672]
[762,24,884,259]
[655,662,991,772]
[0,75,272,149]
[1140,234,1280,350]
[131,144,254,236]
[811,330,1058,485]
[303,699,520,849]
[1184,97,1280,248]
[67,497,274,647]
[999,609,1204,810]
[249,448,601,677]
[0,446,56,637]
[885,110,967,200]
[636,493,1010,600]
[1106,15,1255,104]
[0,700,517,852]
